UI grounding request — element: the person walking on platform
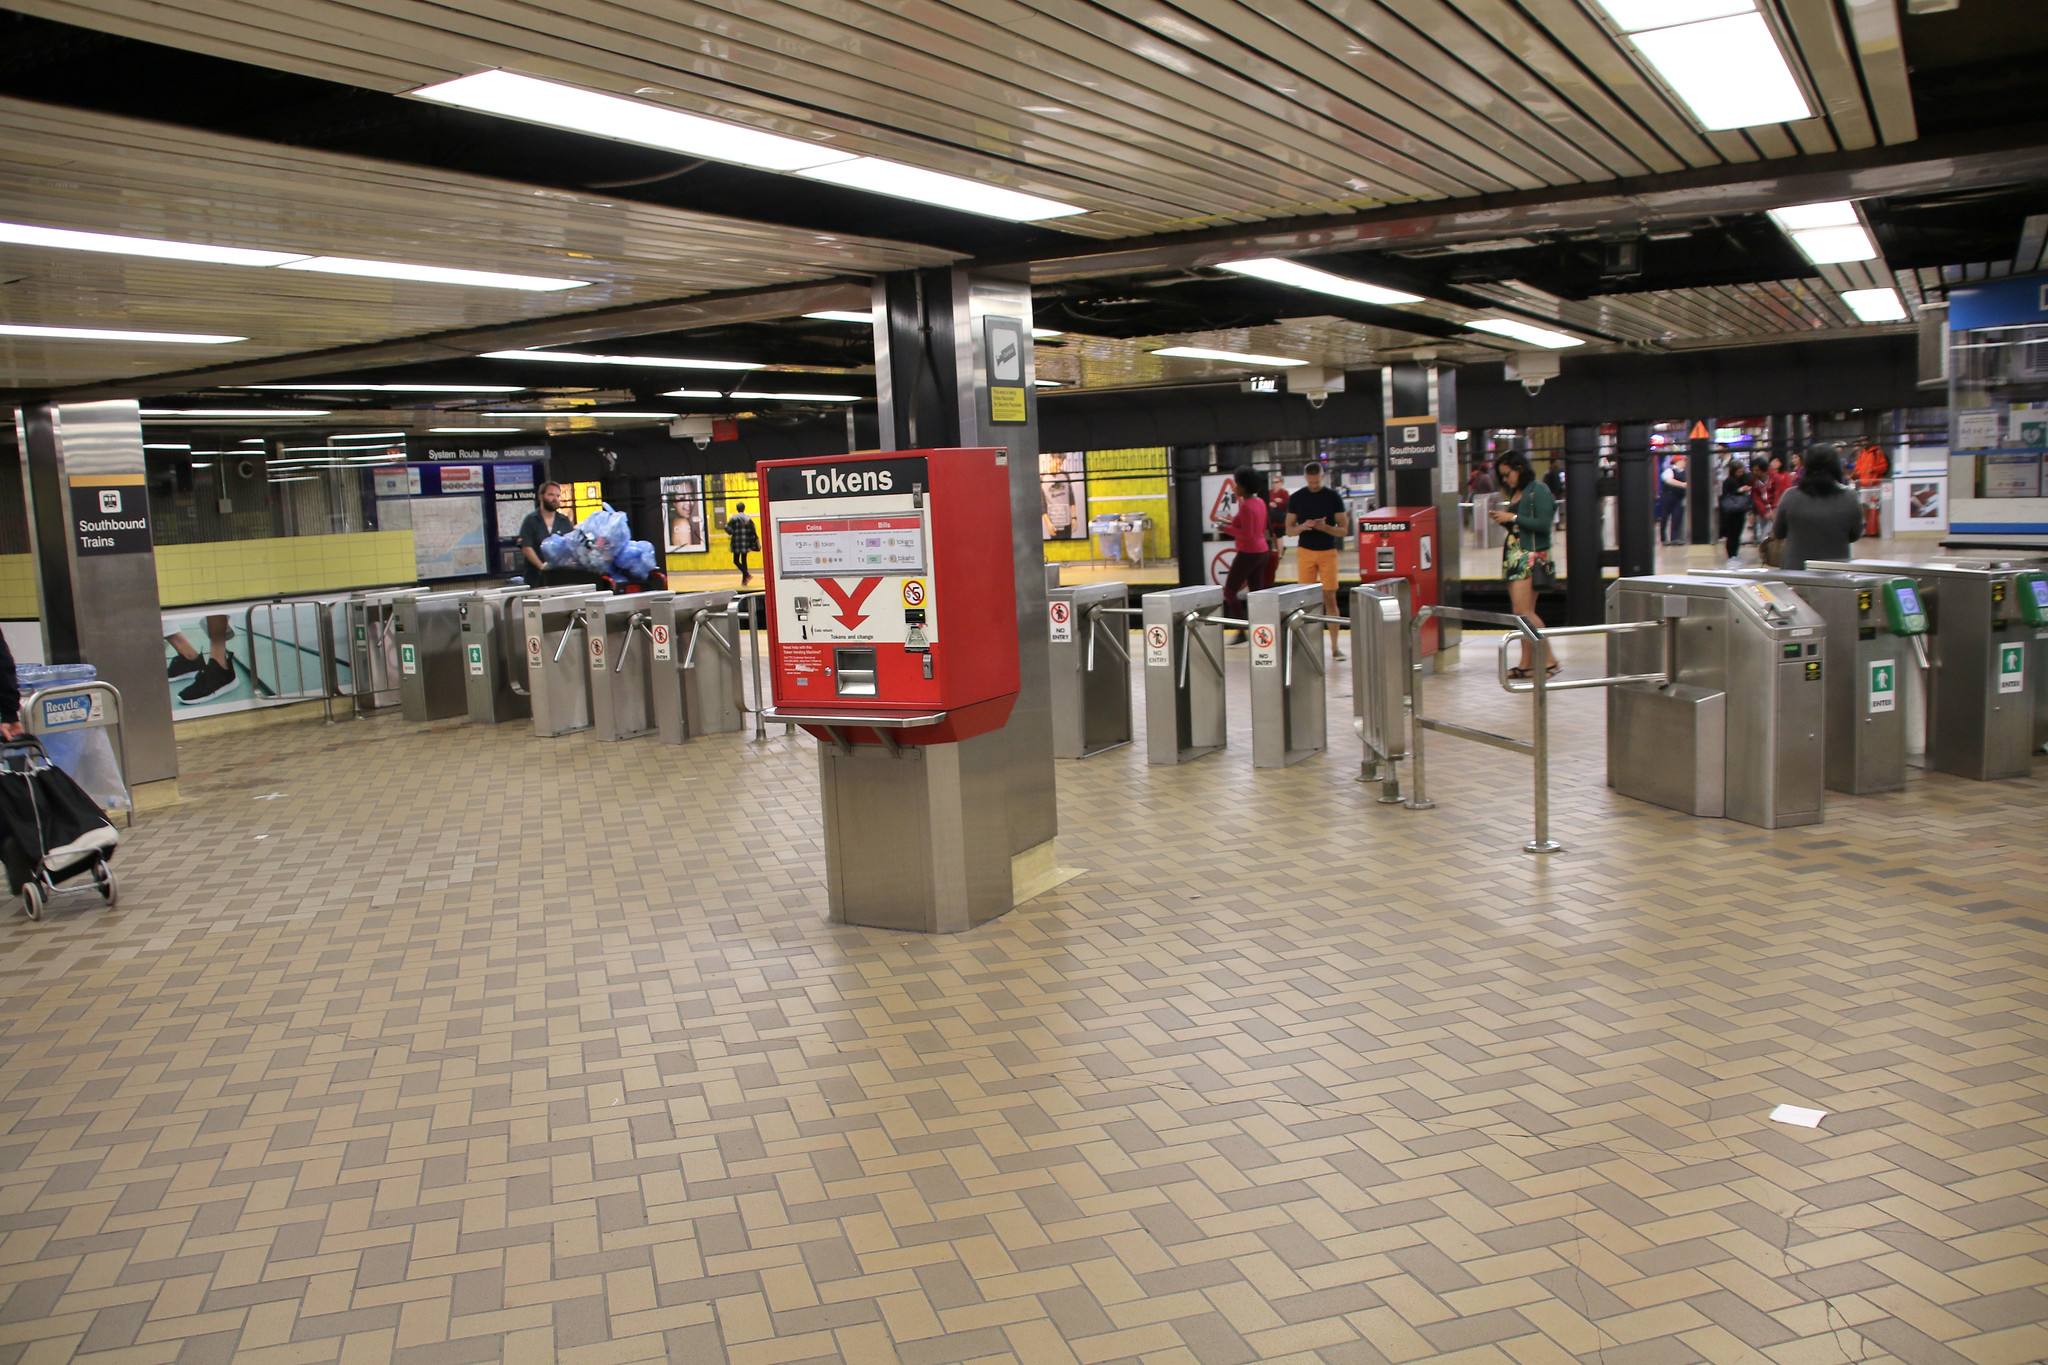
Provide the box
[1261,477,1290,589]
[1718,461,1754,564]
[1771,443,1863,570]
[1658,454,1688,544]
[1488,451,1559,681]
[1216,466,1269,644]
[518,481,572,584]
[1286,461,1349,660]
[724,501,760,588]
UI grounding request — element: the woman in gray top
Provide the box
[1770,443,1863,569]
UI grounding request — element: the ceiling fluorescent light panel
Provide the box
[1219,258,1424,306]
[481,349,762,370]
[0,322,242,343]
[1151,346,1310,367]
[1841,288,1908,322]
[1467,319,1584,349]
[1601,2,1811,131]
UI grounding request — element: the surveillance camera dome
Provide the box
[692,435,711,449]
[1305,391,1328,409]
[1521,377,1546,396]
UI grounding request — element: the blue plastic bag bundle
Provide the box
[17,664,97,687]
[576,505,632,573]
[613,539,658,581]
[539,531,582,567]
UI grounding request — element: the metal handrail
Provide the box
[1406,608,1673,855]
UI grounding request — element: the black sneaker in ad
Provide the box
[178,659,236,702]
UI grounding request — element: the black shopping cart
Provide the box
[0,739,118,921]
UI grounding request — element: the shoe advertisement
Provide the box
[161,599,352,720]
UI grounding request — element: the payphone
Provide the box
[1357,506,1441,657]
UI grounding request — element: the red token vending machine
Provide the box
[761,448,1019,745]
[1357,505,1441,657]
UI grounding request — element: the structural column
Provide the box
[1615,421,1655,578]
[16,399,177,788]
[1562,423,1602,625]
[872,266,1059,889]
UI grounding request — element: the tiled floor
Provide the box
[0,632,2043,1365]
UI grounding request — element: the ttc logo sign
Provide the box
[98,489,122,514]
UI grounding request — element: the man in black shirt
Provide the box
[1284,461,1349,660]
[518,481,571,583]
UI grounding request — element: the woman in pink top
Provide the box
[1216,466,1270,644]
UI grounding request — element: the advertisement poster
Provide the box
[662,475,707,553]
[1040,452,1085,540]
[161,601,346,718]
[1906,480,1944,524]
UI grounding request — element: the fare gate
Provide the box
[344,588,427,713]
[1140,586,1226,766]
[1048,582,1135,759]
[523,593,596,738]
[651,591,746,744]
[1247,584,1327,768]
[586,592,674,743]
[460,585,589,725]
[1809,559,2043,780]
[391,591,471,723]
[1702,568,1927,794]
[1351,583,1408,798]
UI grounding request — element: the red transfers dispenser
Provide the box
[761,448,1019,746]
[1357,505,1442,657]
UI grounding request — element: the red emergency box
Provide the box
[1357,505,1441,657]
[761,447,1019,746]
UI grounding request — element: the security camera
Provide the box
[1305,391,1328,409]
[1520,377,1547,396]
[670,415,716,450]
[1504,350,1560,398]
[692,434,711,450]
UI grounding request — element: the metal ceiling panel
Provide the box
[1842,0,1916,147]
[0,98,951,389]
[1777,0,1875,151]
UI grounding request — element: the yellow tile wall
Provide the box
[0,556,38,618]
[155,531,419,606]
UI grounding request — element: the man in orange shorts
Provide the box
[1285,461,1349,660]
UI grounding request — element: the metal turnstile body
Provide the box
[651,591,744,743]
[1701,568,1915,794]
[1248,584,1326,768]
[345,588,428,712]
[1048,583,1133,759]
[524,593,596,737]
[1809,559,2034,780]
[392,591,472,722]
[585,591,673,742]
[1140,586,1226,765]
[463,585,589,724]
[1351,583,1408,778]
[1608,575,1827,829]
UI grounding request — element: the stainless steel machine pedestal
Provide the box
[393,591,471,723]
[819,734,1012,932]
[1248,584,1326,768]
[1048,582,1133,758]
[653,591,744,743]
[1141,586,1226,765]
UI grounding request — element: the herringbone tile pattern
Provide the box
[0,633,2042,1364]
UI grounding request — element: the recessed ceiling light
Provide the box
[430,426,530,433]
[412,70,856,173]
[278,258,586,292]
[1768,204,1879,266]
[240,384,524,393]
[805,310,876,324]
[0,323,243,344]
[1767,201,1858,232]
[1032,328,1063,339]
[1597,2,1811,130]
[143,443,191,450]
[0,219,585,292]
[331,431,409,440]
[1466,319,1585,348]
[1219,258,1424,306]
[662,389,862,401]
[141,408,333,417]
[411,71,1082,222]
[238,437,265,444]
[1150,346,1311,367]
[1841,288,1908,322]
[0,221,304,267]
[796,158,1082,222]
[480,349,763,371]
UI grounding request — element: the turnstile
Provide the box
[586,591,673,742]
[1809,559,2037,780]
[1608,575,1827,829]
[392,591,472,723]
[524,593,596,737]
[345,588,428,713]
[460,585,576,724]
[651,591,745,743]
[1701,568,1926,795]
[1248,584,1326,768]
[1141,586,1226,765]
[1048,582,1134,759]
[1351,582,1408,788]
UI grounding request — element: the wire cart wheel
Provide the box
[92,862,117,906]
[21,880,44,921]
